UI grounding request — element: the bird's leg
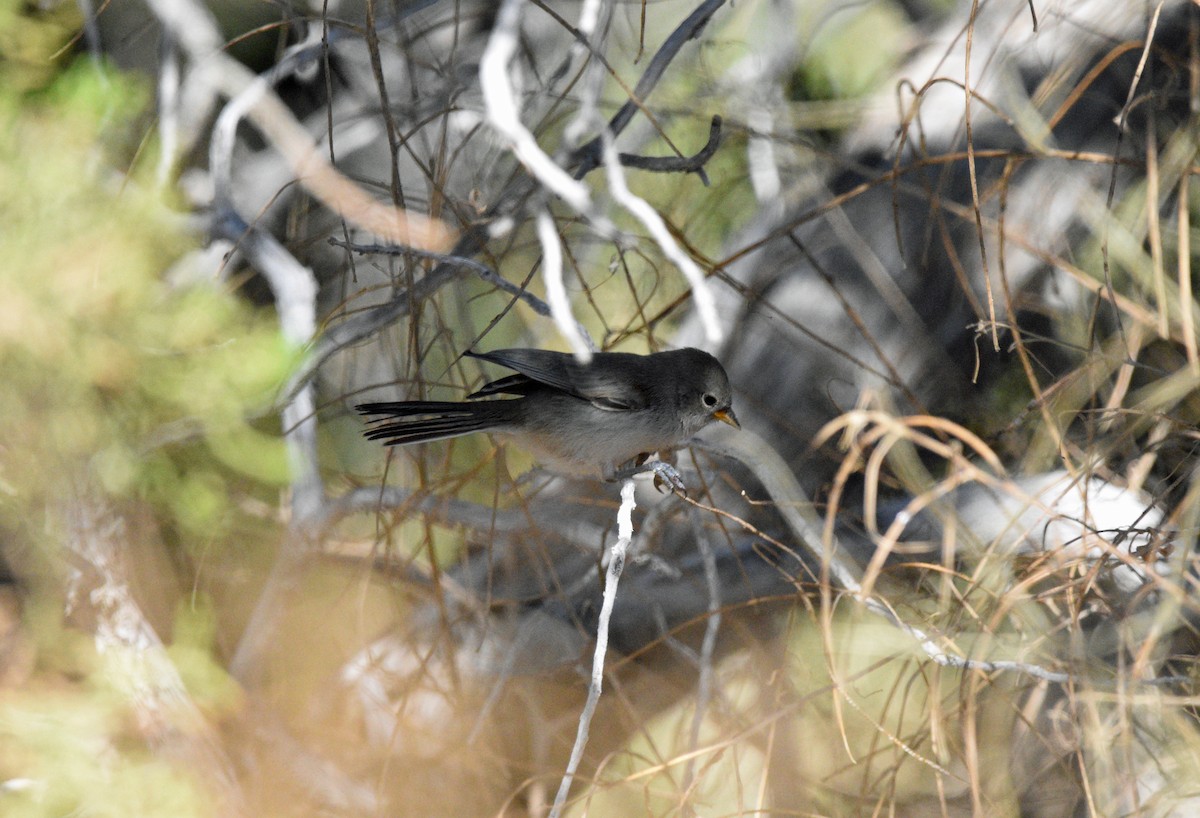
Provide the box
[611,453,686,494]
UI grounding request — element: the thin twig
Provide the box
[692,428,1077,685]
[681,508,722,809]
[537,207,596,359]
[479,0,597,216]
[599,132,723,343]
[153,0,454,250]
[616,115,723,184]
[549,480,637,818]
[280,229,492,408]
[288,0,730,388]
[211,211,323,523]
[571,0,729,177]
[1099,2,1164,361]
[562,0,612,150]
[329,236,561,321]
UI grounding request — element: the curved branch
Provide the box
[571,0,729,177]
[616,115,723,185]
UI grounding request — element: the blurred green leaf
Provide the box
[0,60,292,548]
[0,685,213,818]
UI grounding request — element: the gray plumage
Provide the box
[357,347,739,479]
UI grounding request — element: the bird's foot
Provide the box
[613,456,686,495]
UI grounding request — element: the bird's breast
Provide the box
[504,393,678,477]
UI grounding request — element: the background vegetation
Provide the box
[2,1,1198,817]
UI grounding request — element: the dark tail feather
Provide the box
[356,400,506,446]
[357,400,484,417]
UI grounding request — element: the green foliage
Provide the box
[0,0,82,92]
[0,683,214,818]
[0,33,293,817]
[0,594,223,817]
[0,60,292,549]
[793,1,910,102]
[168,594,243,715]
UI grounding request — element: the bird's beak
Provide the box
[713,408,740,429]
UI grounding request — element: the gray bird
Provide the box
[356,347,739,487]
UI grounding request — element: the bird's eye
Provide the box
[702,393,718,408]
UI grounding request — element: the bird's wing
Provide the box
[466,372,535,398]
[465,348,649,411]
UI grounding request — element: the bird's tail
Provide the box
[356,401,505,446]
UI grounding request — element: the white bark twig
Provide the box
[536,208,595,359]
[599,133,723,343]
[562,0,610,149]
[479,0,595,215]
[227,223,323,522]
[549,479,637,818]
[155,35,181,186]
[64,488,249,816]
[479,0,609,358]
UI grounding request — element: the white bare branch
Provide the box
[549,479,637,818]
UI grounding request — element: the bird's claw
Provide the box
[614,459,686,495]
[651,461,687,495]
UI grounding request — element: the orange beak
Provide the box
[713,408,740,429]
